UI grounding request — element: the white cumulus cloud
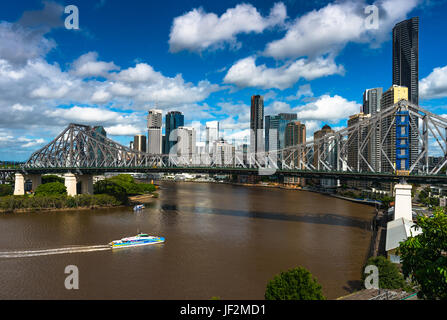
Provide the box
[169,2,287,53]
[223,56,344,89]
[420,65,447,100]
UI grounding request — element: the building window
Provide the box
[401,126,406,135]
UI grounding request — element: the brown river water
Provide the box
[0,181,375,299]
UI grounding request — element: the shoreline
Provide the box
[0,192,158,214]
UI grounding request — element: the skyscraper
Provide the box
[363,88,383,115]
[147,109,163,154]
[313,125,336,188]
[284,121,306,185]
[393,17,419,105]
[176,126,196,161]
[250,95,264,158]
[133,135,147,152]
[165,111,184,154]
[205,121,220,154]
[363,88,383,172]
[265,113,297,152]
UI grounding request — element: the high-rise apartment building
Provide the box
[147,109,162,154]
[165,111,184,154]
[250,95,264,158]
[393,17,419,105]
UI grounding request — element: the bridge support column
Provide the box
[79,175,93,195]
[28,174,41,193]
[394,184,412,221]
[13,173,25,195]
[64,173,77,197]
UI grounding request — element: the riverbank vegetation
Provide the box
[0,174,156,212]
[0,194,120,211]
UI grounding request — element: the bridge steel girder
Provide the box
[10,100,447,185]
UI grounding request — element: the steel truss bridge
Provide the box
[2,100,447,184]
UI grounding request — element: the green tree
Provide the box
[362,256,406,290]
[94,179,128,204]
[41,175,64,184]
[35,182,67,196]
[380,195,394,209]
[398,208,447,300]
[0,184,13,196]
[265,267,325,300]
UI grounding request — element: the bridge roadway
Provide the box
[2,166,447,184]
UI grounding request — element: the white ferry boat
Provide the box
[109,233,165,249]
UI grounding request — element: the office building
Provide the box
[363,88,383,172]
[347,112,371,172]
[205,121,220,154]
[347,113,372,188]
[393,17,419,105]
[363,88,383,115]
[147,109,163,154]
[265,113,297,152]
[165,111,184,154]
[213,138,233,166]
[176,126,196,159]
[284,121,306,185]
[250,95,264,158]
[133,135,146,152]
[313,125,336,188]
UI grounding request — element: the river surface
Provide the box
[0,182,375,299]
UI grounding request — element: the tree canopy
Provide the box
[35,182,67,196]
[362,256,406,290]
[398,208,447,300]
[0,184,13,197]
[41,175,64,185]
[265,266,325,300]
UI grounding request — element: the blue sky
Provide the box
[1,0,447,160]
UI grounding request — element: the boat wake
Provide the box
[0,245,111,258]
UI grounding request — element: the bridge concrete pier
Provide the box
[29,174,41,192]
[13,173,25,195]
[64,173,77,197]
[79,175,93,195]
[394,184,412,221]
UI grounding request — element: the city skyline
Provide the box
[1,0,447,161]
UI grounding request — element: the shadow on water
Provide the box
[343,280,364,294]
[158,204,371,230]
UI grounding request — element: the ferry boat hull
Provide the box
[109,234,165,249]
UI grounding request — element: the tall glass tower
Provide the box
[250,95,264,156]
[393,17,419,105]
[165,111,184,154]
